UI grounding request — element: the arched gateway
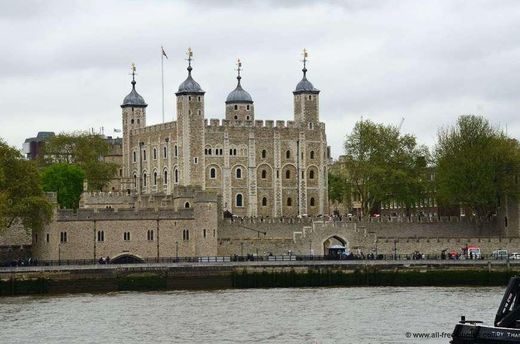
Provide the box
[110,253,145,264]
[322,235,349,257]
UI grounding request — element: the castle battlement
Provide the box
[202,118,325,131]
[131,121,176,136]
[56,207,195,221]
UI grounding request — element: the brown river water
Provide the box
[0,287,504,344]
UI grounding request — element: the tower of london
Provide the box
[121,49,330,217]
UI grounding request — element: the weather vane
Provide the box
[236,58,242,77]
[130,63,136,82]
[186,47,193,67]
[302,48,308,69]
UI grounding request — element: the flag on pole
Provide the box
[161,46,168,59]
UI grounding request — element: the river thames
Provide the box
[0,286,503,343]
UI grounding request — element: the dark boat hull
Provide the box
[452,324,520,343]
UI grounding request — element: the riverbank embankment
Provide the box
[1,260,519,296]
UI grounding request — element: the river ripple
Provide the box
[0,287,503,344]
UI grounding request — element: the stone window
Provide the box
[34,233,38,243]
[123,232,131,241]
[310,151,315,159]
[189,96,192,101]
[261,150,266,159]
[46,233,49,243]
[262,197,267,207]
[236,167,242,179]
[153,148,157,160]
[60,232,67,243]
[174,145,178,157]
[194,157,198,164]
[97,231,104,242]
[175,169,179,183]
[213,229,216,237]
[234,105,238,110]
[185,202,191,208]
[153,171,157,185]
[133,151,136,162]
[183,229,190,241]
[137,118,140,124]
[188,110,192,115]
[131,119,134,124]
[164,170,168,184]
[310,197,315,207]
[198,96,201,102]
[261,170,267,179]
[236,193,243,207]
[143,150,147,161]
[285,170,291,179]
[147,230,154,241]
[119,169,122,177]
[276,170,279,179]
[287,198,292,207]
[309,123,313,129]
[247,105,250,110]
[143,173,147,187]
[163,146,167,159]
[309,170,315,179]
[203,229,207,238]
[308,95,312,100]
[286,150,291,159]
[234,115,238,120]
[210,168,216,179]
[246,115,250,120]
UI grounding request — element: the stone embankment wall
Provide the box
[1,260,519,296]
[217,217,505,256]
[0,224,31,263]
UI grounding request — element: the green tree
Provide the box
[0,139,53,233]
[435,115,520,216]
[40,132,118,191]
[342,119,430,216]
[41,164,85,209]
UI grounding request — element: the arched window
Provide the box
[153,148,157,160]
[210,168,216,179]
[131,119,134,124]
[287,197,292,206]
[233,149,237,156]
[261,150,266,159]
[236,167,242,179]
[261,170,267,179]
[286,150,291,159]
[309,170,315,179]
[174,145,178,157]
[203,229,207,238]
[143,173,147,187]
[234,105,238,110]
[164,170,168,184]
[133,151,136,162]
[153,171,157,185]
[310,151,315,159]
[262,197,267,207]
[163,146,167,158]
[247,105,250,111]
[143,150,147,161]
[133,174,137,188]
[310,197,315,206]
[175,169,179,183]
[236,194,243,207]
[285,170,291,179]
[184,202,190,208]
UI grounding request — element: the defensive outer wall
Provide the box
[217,217,512,257]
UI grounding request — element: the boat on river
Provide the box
[451,276,520,343]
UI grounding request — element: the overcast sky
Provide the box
[1,0,520,158]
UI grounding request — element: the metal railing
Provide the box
[2,253,515,268]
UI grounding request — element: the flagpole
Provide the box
[161,47,165,123]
